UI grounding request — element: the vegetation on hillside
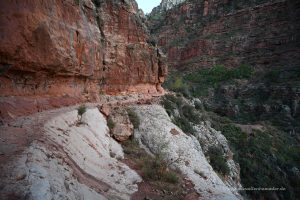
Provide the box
[161,95,230,176]
[207,146,230,176]
[121,139,197,199]
[164,65,254,97]
[127,109,140,129]
[218,121,299,199]
[161,91,299,199]
[161,95,198,134]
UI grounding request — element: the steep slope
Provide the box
[148,0,300,199]
[0,0,167,121]
[133,104,241,199]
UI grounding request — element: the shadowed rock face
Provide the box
[148,0,300,132]
[0,0,167,120]
[148,0,300,70]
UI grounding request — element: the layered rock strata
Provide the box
[148,0,300,69]
[0,0,167,121]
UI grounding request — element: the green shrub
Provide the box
[122,139,180,186]
[164,65,253,98]
[182,104,201,124]
[93,0,101,7]
[161,95,199,134]
[165,94,184,106]
[107,117,115,130]
[163,171,179,183]
[142,157,164,180]
[194,101,203,110]
[77,105,86,122]
[127,109,140,129]
[207,146,230,175]
[141,156,179,184]
[74,0,80,5]
[170,77,191,97]
[162,98,176,116]
[232,64,254,79]
[173,116,195,134]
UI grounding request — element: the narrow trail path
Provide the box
[0,93,160,173]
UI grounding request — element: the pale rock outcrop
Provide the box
[44,108,141,198]
[160,0,187,11]
[133,105,240,200]
[0,142,107,200]
[194,121,242,195]
[0,108,141,200]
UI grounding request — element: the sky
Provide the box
[136,0,161,14]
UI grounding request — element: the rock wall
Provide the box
[148,0,300,69]
[0,0,167,120]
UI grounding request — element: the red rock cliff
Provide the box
[0,0,167,120]
[148,0,300,70]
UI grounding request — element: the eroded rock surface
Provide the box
[0,0,167,121]
[194,121,242,194]
[133,104,240,200]
[148,0,300,69]
[0,108,141,200]
[109,107,134,142]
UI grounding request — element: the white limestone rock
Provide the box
[194,122,242,195]
[133,104,240,200]
[0,108,141,200]
[44,108,141,199]
[0,142,107,200]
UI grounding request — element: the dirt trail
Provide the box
[0,105,78,168]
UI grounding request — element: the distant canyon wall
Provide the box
[148,0,300,70]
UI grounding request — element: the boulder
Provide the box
[110,107,134,142]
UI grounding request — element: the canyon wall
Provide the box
[148,2,300,199]
[148,0,300,70]
[148,0,300,132]
[0,0,167,121]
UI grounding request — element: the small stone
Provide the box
[170,128,180,135]
[100,104,111,117]
[15,173,26,181]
